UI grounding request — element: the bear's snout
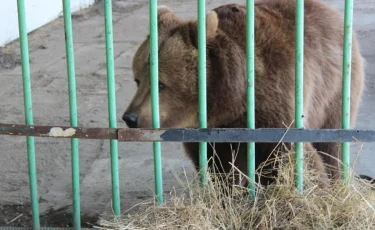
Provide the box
[123,112,138,128]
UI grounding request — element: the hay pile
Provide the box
[96,149,375,230]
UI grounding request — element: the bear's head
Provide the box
[123,6,247,129]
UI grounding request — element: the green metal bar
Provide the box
[295,0,304,192]
[62,0,81,228]
[246,0,256,198]
[197,0,208,185]
[341,0,354,183]
[103,0,121,215]
[149,0,163,204]
[16,0,40,228]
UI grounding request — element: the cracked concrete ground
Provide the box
[0,0,374,227]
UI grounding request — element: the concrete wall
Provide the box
[0,0,95,47]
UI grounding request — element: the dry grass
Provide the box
[96,146,375,230]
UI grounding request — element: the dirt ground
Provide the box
[0,0,374,228]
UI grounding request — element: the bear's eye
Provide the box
[135,79,140,87]
[159,82,165,91]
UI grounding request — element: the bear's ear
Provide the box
[157,6,180,31]
[206,11,218,38]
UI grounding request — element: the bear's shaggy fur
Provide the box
[123,0,365,186]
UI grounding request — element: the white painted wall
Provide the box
[0,0,96,47]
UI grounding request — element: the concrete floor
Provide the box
[0,0,374,223]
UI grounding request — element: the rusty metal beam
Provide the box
[1,123,375,143]
[0,123,117,140]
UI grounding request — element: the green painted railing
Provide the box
[341,0,355,184]
[8,0,357,228]
[62,0,81,228]
[197,0,208,185]
[149,0,164,205]
[246,0,256,198]
[294,0,305,193]
[103,0,121,217]
[16,0,40,228]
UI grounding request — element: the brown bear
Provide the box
[122,0,365,187]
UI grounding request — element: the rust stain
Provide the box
[118,129,147,141]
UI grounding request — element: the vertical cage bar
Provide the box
[16,0,40,228]
[103,0,121,215]
[62,0,81,228]
[295,0,304,192]
[197,0,208,185]
[149,0,164,204]
[246,0,256,198]
[341,0,354,183]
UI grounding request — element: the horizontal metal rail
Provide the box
[1,123,374,143]
[0,228,94,230]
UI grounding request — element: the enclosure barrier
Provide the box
[103,0,121,218]
[149,0,163,205]
[16,0,40,228]
[294,0,305,192]
[246,0,256,198]
[341,0,355,183]
[62,0,81,228]
[198,0,208,187]
[0,0,359,229]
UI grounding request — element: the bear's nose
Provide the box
[123,113,138,128]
